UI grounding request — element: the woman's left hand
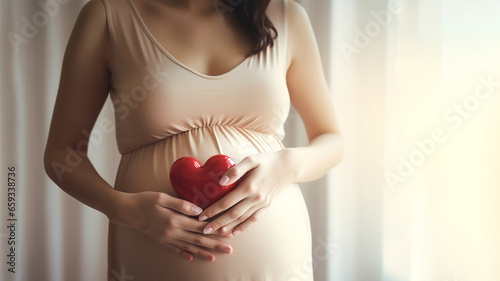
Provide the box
[197,149,297,237]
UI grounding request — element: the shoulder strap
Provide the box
[100,0,162,83]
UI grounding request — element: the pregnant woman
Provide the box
[44,0,343,280]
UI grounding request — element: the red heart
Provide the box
[169,155,237,209]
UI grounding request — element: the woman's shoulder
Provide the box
[268,0,307,16]
[66,0,110,70]
[71,0,109,48]
[281,0,314,67]
[267,0,310,34]
[79,0,107,20]
[287,0,309,26]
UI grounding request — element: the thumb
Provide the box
[219,156,259,186]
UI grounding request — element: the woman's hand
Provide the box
[197,149,297,236]
[109,191,233,262]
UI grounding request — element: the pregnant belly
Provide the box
[114,126,285,195]
[110,126,313,281]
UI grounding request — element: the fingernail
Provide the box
[219,175,229,186]
[233,230,241,236]
[199,215,208,221]
[224,247,232,254]
[192,206,202,214]
[204,227,214,235]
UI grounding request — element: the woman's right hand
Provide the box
[108,191,233,262]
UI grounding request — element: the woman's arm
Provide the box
[280,0,344,182]
[44,0,117,216]
[197,0,343,235]
[44,0,232,261]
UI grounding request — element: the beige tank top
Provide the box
[101,0,290,155]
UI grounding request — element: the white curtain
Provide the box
[328,0,500,280]
[1,0,499,281]
[1,1,118,280]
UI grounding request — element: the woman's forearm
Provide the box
[44,147,121,220]
[286,133,344,183]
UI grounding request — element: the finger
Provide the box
[157,193,203,216]
[202,201,255,235]
[170,212,214,234]
[211,227,234,238]
[163,243,193,261]
[198,185,248,222]
[173,240,216,262]
[232,207,268,236]
[215,208,256,236]
[219,156,259,186]
[178,231,233,256]
[154,207,213,235]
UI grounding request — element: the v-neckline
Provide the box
[127,0,253,80]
